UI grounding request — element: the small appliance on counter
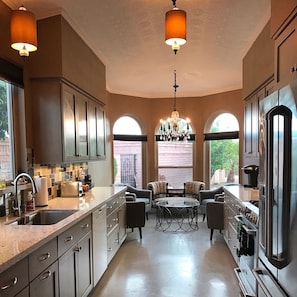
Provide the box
[242,165,259,188]
[60,181,83,197]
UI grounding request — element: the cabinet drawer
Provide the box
[106,211,119,235]
[58,215,91,256]
[107,229,119,263]
[106,198,118,216]
[0,257,28,297]
[29,238,58,282]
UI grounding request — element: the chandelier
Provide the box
[158,70,191,141]
[165,0,187,54]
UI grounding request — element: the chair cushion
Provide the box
[201,198,215,206]
[135,197,150,204]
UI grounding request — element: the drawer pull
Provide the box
[1,277,18,290]
[39,252,51,261]
[108,247,113,251]
[73,246,82,252]
[64,235,74,242]
[112,218,118,222]
[107,224,113,228]
[39,270,52,281]
[81,223,89,229]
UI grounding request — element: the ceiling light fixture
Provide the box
[165,0,187,54]
[158,70,191,141]
[10,5,37,57]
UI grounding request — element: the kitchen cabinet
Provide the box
[106,192,126,264]
[28,238,59,297]
[223,191,241,263]
[274,15,297,88]
[88,100,106,160]
[63,84,88,162]
[31,78,105,164]
[92,206,107,285]
[58,215,93,297]
[29,261,59,297]
[271,0,296,38]
[0,257,28,297]
[243,81,273,167]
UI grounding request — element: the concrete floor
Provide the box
[91,211,240,297]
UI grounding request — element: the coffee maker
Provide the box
[242,165,259,188]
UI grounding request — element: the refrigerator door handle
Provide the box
[266,105,291,269]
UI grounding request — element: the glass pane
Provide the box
[210,113,239,132]
[0,80,14,181]
[113,141,142,188]
[210,139,239,188]
[158,168,192,189]
[158,142,193,167]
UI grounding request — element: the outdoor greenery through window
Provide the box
[208,113,239,189]
[0,79,14,182]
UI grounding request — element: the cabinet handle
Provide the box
[107,206,113,210]
[108,247,113,251]
[112,218,118,222]
[1,277,18,290]
[73,246,82,252]
[39,252,51,261]
[81,223,89,229]
[64,235,74,242]
[107,224,113,228]
[39,270,52,281]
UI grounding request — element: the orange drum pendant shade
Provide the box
[165,7,187,54]
[10,6,37,57]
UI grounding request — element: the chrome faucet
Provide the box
[13,173,38,216]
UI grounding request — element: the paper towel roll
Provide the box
[34,177,48,206]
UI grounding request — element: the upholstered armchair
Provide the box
[183,181,205,198]
[206,201,224,240]
[126,201,146,239]
[199,187,224,221]
[125,185,152,220]
[147,181,168,201]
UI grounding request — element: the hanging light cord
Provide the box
[173,70,179,111]
[172,0,177,8]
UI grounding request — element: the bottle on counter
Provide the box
[26,191,35,212]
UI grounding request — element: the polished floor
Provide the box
[91,211,240,297]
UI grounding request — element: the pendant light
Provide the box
[10,5,37,57]
[165,0,187,54]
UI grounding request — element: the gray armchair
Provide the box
[126,185,152,220]
[199,187,224,221]
[206,201,224,240]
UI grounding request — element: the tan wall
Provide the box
[107,89,244,186]
[243,21,274,98]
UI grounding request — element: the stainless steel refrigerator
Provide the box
[255,82,297,296]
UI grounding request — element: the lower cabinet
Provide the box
[106,192,127,264]
[223,191,241,263]
[59,215,93,297]
[29,261,59,297]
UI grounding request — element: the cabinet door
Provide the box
[92,206,107,285]
[275,16,297,87]
[59,248,76,297]
[63,86,76,161]
[30,261,59,297]
[89,101,106,160]
[77,233,93,297]
[118,203,127,245]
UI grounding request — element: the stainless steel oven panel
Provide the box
[253,260,287,297]
[234,268,256,297]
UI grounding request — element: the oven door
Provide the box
[234,215,257,297]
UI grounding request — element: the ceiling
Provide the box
[3,0,271,98]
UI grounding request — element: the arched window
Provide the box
[113,116,146,188]
[204,113,239,189]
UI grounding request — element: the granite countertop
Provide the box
[223,184,259,202]
[0,186,126,274]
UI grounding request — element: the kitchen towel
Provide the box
[34,176,48,206]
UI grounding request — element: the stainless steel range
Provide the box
[234,201,259,297]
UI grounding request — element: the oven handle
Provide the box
[252,268,273,297]
[234,268,256,297]
[235,215,257,235]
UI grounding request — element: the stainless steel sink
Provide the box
[6,209,78,225]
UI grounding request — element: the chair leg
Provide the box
[203,214,206,221]
[146,212,148,220]
[138,227,142,239]
[210,229,214,240]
